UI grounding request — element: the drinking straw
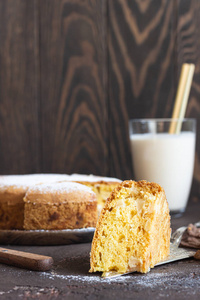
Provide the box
[169,63,195,134]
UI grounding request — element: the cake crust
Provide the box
[0,186,28,229]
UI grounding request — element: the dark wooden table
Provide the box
[0,201,200,300]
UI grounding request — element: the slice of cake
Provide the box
[90,180,171,274]
[23,181,98,230]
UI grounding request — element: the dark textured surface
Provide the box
[0,2,199,298]
[0,201,200,299]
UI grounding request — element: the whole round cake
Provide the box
[0,173,121,230]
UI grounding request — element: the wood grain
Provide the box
[0,0,40,174]
[39,0,108,175]
[0,247,53,271]
[0,228,95,246]
[175,0,200,202]
[0,0,199,204]
[107,0,177,179]
[107,0,200,202]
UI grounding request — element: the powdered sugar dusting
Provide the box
[70,174,122,182]
[41,270,131,283]
[26,181,94,195]
[41,267,200,288]
[0,174,71,189]
[40,269,171,285]
[0,173,121,190]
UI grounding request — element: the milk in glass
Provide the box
[130,132,196,212]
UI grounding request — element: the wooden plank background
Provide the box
[0,0,199,202]
[0,0,40,173]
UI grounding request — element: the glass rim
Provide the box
[129,118,196,123]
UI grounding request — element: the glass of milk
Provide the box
[129,118,196,216]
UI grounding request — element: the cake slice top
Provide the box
[98,180,168,218]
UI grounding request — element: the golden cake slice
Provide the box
[90,180,171,274]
